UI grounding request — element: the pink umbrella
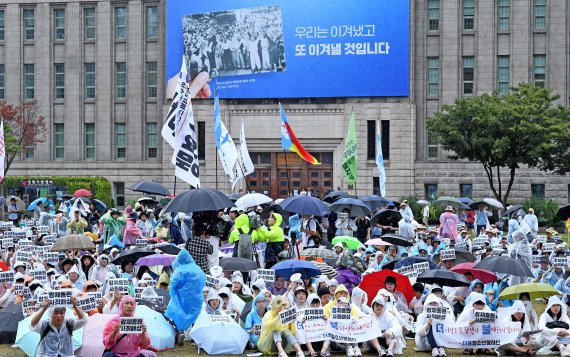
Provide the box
[364,239,391,246]
[73,189,92,197]
[76,313,115,357]
[136,254,177,266]
[450,262,497,284]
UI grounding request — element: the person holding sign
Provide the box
[368,295,405,357]
[456,293,494,355]
[415,294,453,357]
[322,284,361,357]
[257,295,305,357]
[30,297,87,357]
[102,295,150,357]
[537,295,570,356]
[496,301,538,356]
[244,292,268,349]
[0,272,25,307]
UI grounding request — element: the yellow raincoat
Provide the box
[257,300,297,354]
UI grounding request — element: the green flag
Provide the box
[342,112,358,184]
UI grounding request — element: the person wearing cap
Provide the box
[257,295,305,357]
[292,285,308,309]
[399,201,414,221]
[317,286,331,306]
[369,295,404,357]
[415,293,453,357]
[30,296,87,357]
[322,284,361,357]
[457,293,494,355]
[523,208,538,241]
[100,209,127,242]
[67,209,88,235]
[474,204,492,236]
[438,206,459,241]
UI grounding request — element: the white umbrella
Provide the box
[235,193,273,211]
[190,313,249,355]
[417,200,429,205]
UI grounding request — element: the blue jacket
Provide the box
[165,249,206,331]
[244,292,267,346]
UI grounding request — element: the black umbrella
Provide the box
[61,194,73,200]
[502,205,523,218]
[382,256,439,271]
[431,249,476,264]
[155,244,182,255]
[558,204,570,221]
[240,301,253,323]
[111,247,154,266]
[164,188,235,213]
[130,181,170,196]
[474,255,534,278]
[361,195,391,210]
[323,191,355,203]
[370,209,402,228]
[137,296,166,314]
[219,257,258,271]
[380,233,413,247]
[91,199,107,213]
[227,192,244,202]
[0,303,24,343]
[416,270,471,287]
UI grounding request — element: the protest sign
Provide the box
[398,265,414,276]
[134,287,146,299]
[87,292,103,301]
[106,278,130,294]
[532,255,544,264]
[0,271,14,283]
[536,235,547,243]
[44,235,56,245]
[330,306,352,322]
[12,284,24,295]
[205,275,220,288]
[136,239,147,247]
[76,295,98,311]
[474,311,497,322]
[413,262,430,274]
[426,307,448,320]
[22,299,38,316]
[302,308,324,321]
[257,269,275,282]
[208,315,232,324]
[16,250,32,261]
[30,270,47,282]
[253,323,262,336]
[440,249,456,261]
[455,241,466,250]
[38,226,49,234]
[279,307,297,325]
[18,240,32,249]
[543,242,555,253]
[552,257,567,267]
[0,238,13,249]
[48,289,74,308]
[433,319,521,348]
[37,293,48,304]
[120,317,144,334]
[43,252,59,265]
[295,318,328,344]
[473,237,487,248]
[325,314,383,343]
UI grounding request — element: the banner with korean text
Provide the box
[432,320,521,349]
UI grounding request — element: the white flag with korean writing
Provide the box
[233,121,254,190]
[214,94,238,182]
[162,56,189,151]
[0,121,5,183]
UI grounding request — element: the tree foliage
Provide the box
[427,83,570,205]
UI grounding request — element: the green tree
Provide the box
[427,83,570,205]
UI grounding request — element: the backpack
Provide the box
[237,228,253,260]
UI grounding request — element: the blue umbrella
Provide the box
[135,305,176,351]
[273,259,321,280]
[329,197,371,216]
[459,197,474,205]
[27,197,47,212]
[278,195,329,217]
[383,256,440,271]
[190,313,249,355]
[361,195,391,210]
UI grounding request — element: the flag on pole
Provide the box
[162,57,189,150]
[213,94,238,182]
[0,120,5,183]
[279,103,320,165]
[341,112,358,185]
[233,121,255,190]
[376,120,386,197]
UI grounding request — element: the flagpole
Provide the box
[214,80,219,191]
[173,176,177,196]
[283,150,291,196]
[236,158,251,193]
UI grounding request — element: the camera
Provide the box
[248,212,263,230]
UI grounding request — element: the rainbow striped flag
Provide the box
[279,103,320,165]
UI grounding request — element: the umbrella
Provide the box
[469,198,505,210]
[364,239,392,247]
[219,257,258,272]
[0,303,24,344]
[73,189,92,197]
[323,191,354,203]
[137,197,157,206]
[474,255,534,278]
[417,199,430,205]
[235,193,273,211]
[450,262,497,284]
[311,260,339,279]
[111,247,154,265]
[91,199,107,213]
[416,270,471,287]
[136,254,176,267]
[360,195,391,210]
[164,188,235,213]
[154,244,182,255]
[432,249,476,264]
[331,236,361,250]
[498,282,559,300]
[130,181,170,196]
[300,248,337,260]
[380,233,414,247]
[370,209,402,228]
[6,196,26,211]
[382,256,439,271]
[278,195,329,217]
[557,204,570,221]
[227,192,244,202]
[76,313,115,357]
[239,301,253,323]
[329,198,371,217]
[50,234,95,252]
[459,197,474,205]
[190,313,249,355]
[15,308,83,357]
[27,197,47,211]
[359,270,414,305]
[135,305,176,351]
[272,260,321,280]
[503,204,523,218]
[434,196,463,208]
[137,297,166,314]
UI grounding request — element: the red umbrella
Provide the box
[450,262,497,284]
[73,189,92,197]
[359,270,414,305]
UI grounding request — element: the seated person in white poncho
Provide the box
[537,295,570,356]
[368,295,405,357]
[456,292,494,355]
[415,293,454,357]
[496,300,539,356]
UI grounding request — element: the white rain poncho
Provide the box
[537,295,570,353]
[508,229,532,286]
[370,295,405,354]
[415,294,455,351]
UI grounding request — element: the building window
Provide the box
[367,120,390,160]
[85,63,95,99]
[427,131,439,159]
[114,182,125,207]
[533,55,546,87]
[115,62,126,99]
[463,0,475,30]
[54,8,65,40]
[427,57,439,96]
[23,9,35,40]
[0,64,4,99]
[534,0,546,30]
[531,184,545,199]
[0,9,5,41]
[462,56,475,95]
[24,64,34,100]
[425,183,438,200]
[115,7,126,40]
[146,62,157,99]
[84,7,96,41]
[115,123,126,159]
[460,183,473,198]
[198,121,205,160]
[146,122,158,159]
[366,120,375,160]
[146,6,158,39]
[381,120,390,160]
[85,123,95,159]
[497,56,510,94]
[428,0,440,31]
[54,63,65,100]
[54,123,64,159]
[498,0,510,30]
[24,146,34,160]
